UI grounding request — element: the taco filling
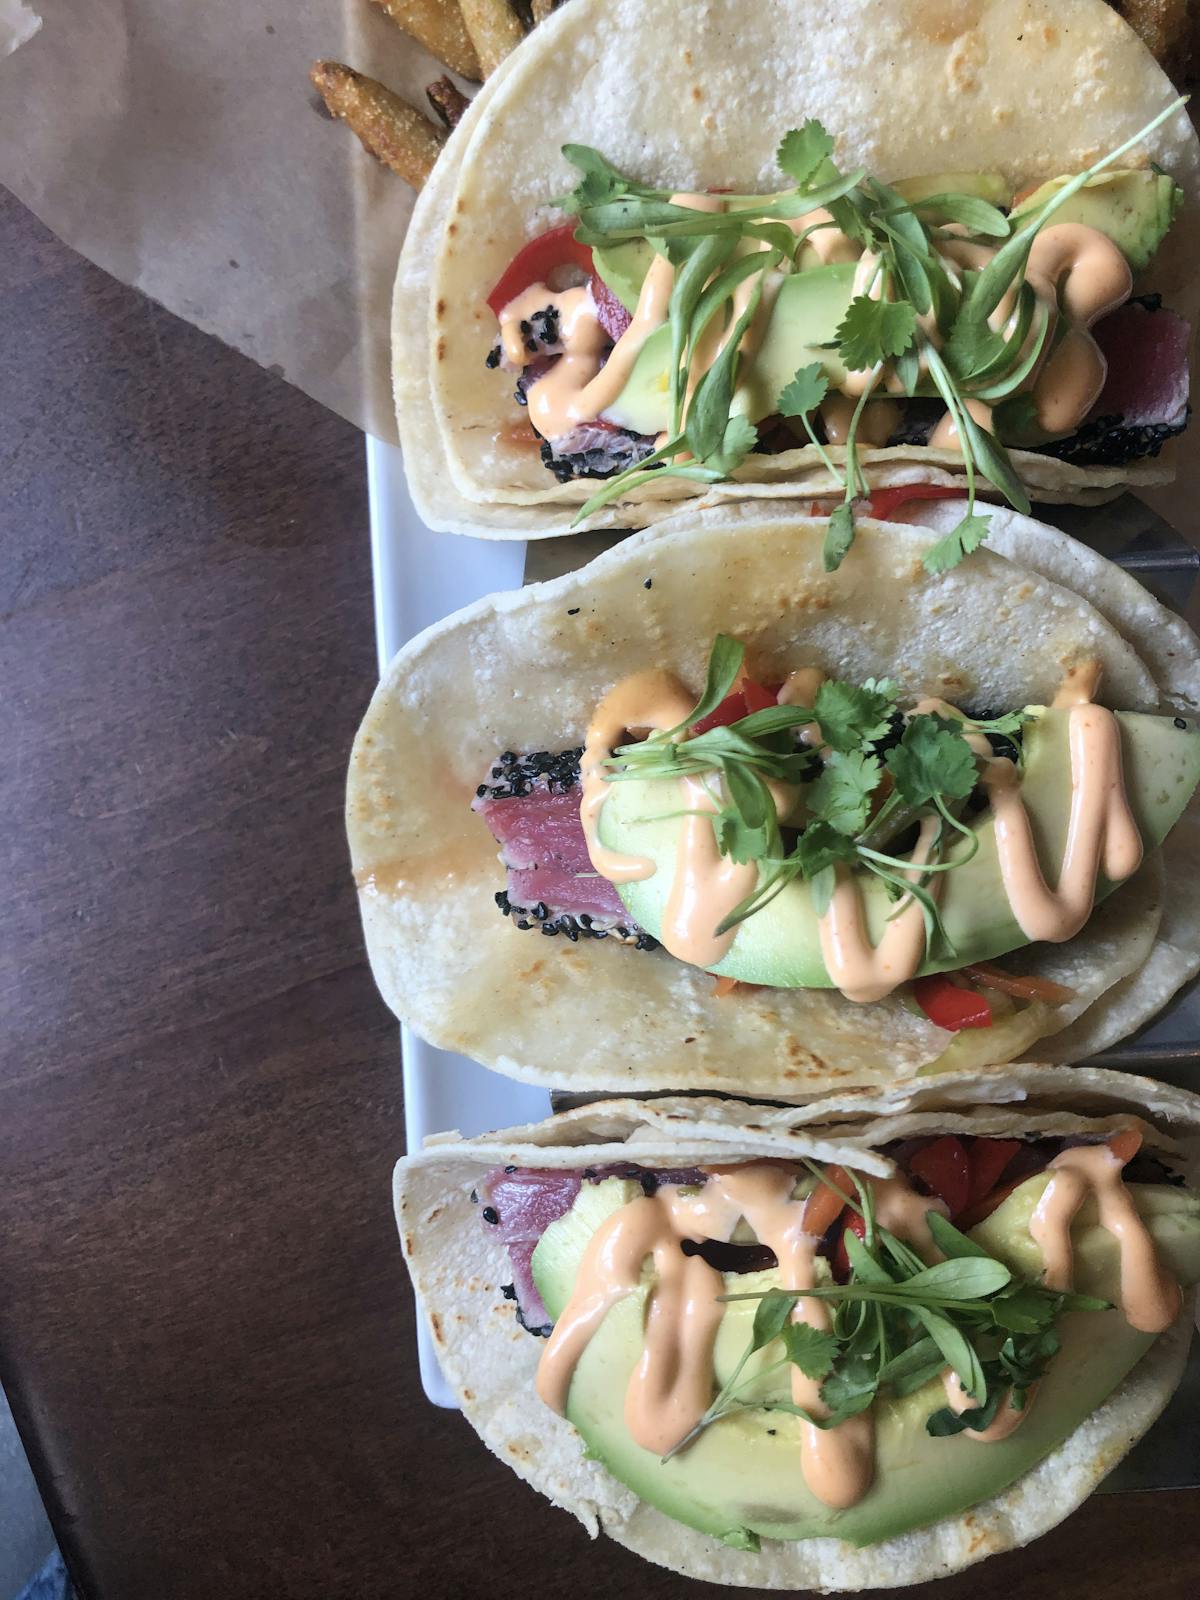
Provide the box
[485,105,1190,566]
[475,635,1200,1027]
[478,1130,1200,1549]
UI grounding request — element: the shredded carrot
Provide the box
[712,975,740,999]
[961,963,1076,1005]
[801,1164,855,1235]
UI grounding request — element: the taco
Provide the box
[395,1067,1200,1586]
[395,0,1200,542]
[347,500,1200,1095]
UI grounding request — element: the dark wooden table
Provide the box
[2,185,1198,1600]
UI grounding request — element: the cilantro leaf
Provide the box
[885,713,978,807]
[717,764,779,863]
[752,1289,796,1353]
[809,750,881,836]
[777,361,829,419]
[813,678,897,755]
[823,502,856,572]
[922,512,992,575]
[943,297,1006,381]
[781,1321,837,1379]
[794,820,858,881]
[777,121,835,187]
[835,296,917,372]
[702,413,758,475]
[820,1350,879,1414]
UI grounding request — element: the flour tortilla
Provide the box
[898,498,1200,1055]
[396,1068,1200,1589]
[396,0,1200,539]
[347,503,1195,1096]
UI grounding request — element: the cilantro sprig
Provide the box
[557,97,1187,569]
[662,1163,1111,1461]
[607,637,1028,946]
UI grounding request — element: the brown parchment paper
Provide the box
[0,0,448,442]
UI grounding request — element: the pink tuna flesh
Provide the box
[477,786,630,923]
[1091,302,1190,428]
[482,1166,711,1332]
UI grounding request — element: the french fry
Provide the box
[458,0,526,76]
[311,62,447,189]
[426,75,471,130]
[369,0,482,82]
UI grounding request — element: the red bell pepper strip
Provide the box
[832,1208,868,1282]
[912,974,993,1032]
[691,679,778,734]
[867,484,964,521]
[486,225,595,317]
[965,1138,1021,1208]
[908,1136,970,1218]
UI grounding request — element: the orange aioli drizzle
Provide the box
[537,1162,937,1508]
[1030,1143,1182,1333]
[778,666,826,752]
[820,393,902,447]
[942,1370,1035,1442]
[579,669,695,884]
[818,814,943,1004]
[662,775,759,968]
[927,397,994,452]
[983,702,1141,945]
[1025,225,1132,435]
[497,195,720,441]
[791,206,859,265]
[581,659,1141,1000]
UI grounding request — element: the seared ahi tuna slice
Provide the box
[481,1168,582,1334]
[474,752,658,948]
[1044,300,1190,466]
[539,421,658,484]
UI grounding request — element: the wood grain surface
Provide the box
[2,186,1198,1600]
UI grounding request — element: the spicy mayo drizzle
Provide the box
[1031,1141,1181,1333]
[497,194,720,442]
[581,655,1144,1003]
[537,1162,938,1507]
[580,669,695,884]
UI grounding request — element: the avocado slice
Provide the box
[892,172,1009,208]
[1010,169,1183,274]
[599,708,1200,985]
[531,1174,1200,1549]
[592,239,657,314]
[600,263,856,437]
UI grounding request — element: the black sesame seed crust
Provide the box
[475,747,584,801]
[494,889,658,951]
[476,746,659,951]
[1040,411,1188,467]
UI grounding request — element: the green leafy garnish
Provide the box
[777,361,829,419]
[835,296,918,373]
[811,678,897,753]
[886,714,979,808]
[923,512,993,576]
[551,98,1187,568]
[609,638,1032,949]
[777,121,836,187]
[822,502,856,572]
[661,1160,1114,1461]
[809,750,881,836]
